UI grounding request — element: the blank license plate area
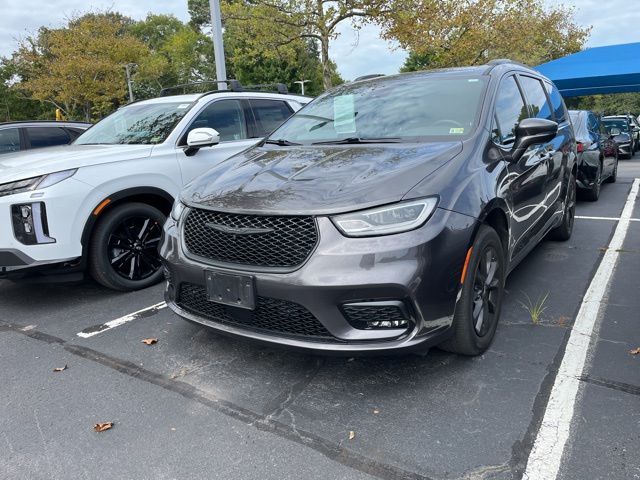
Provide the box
[205,271,256,310]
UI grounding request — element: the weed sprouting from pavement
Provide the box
[519,292,549,325]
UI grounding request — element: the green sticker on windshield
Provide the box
[334,95,356,134]
[450,127,465,134]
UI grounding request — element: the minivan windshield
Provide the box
[602,118,629,134]
[268,76,487,145]
[75,102,192,145]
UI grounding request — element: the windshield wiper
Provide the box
[312,137,403,145]
[265,139,302,146]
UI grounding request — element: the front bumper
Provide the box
[617,142,631,156]
[0,178,93,275]
[160,207,476,354]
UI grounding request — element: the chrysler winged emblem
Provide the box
[205,222,274,235]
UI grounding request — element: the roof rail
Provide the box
[354,74,385,82]
[159,80,244,97]
[486,58,531,68]
[242,83,289,94]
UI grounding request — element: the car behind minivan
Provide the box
[161,61,577,356]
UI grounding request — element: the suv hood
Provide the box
[0,144,154,184]
[183,142,463,215]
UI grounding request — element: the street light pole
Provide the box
[209,0,227,90]
[125,63,136,102]
[294,80,310,96]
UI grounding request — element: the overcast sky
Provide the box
[1,0,639,83]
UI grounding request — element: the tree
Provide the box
[566,94,640,117]
[190,0,385,89]
[0,61,48,121]
[381,0,590,71]
[9,12,158,121]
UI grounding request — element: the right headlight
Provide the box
[331,197,439,237]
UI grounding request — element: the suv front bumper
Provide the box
[160,208,477,354]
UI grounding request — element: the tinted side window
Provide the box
[189,100,247,142]
[27,127,71,148]
[519,76,553,121]
[66,128,86,140]
[545,82,567,123]
[587,114,599,133]
[250,100,293,137]
[492,76,527,145]
[0,128,21,154]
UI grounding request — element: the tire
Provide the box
[582,161,601,202]
[548,172,576,241]
[439,225,506,356]
[605,154,618,184]
[89,202,166,291]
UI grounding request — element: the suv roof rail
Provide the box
[241,83,289,94]
[486,58,531,69]
[354,74,386,82]
[160,80,244,97]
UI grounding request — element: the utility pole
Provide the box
[294,80,310,96]
[209,0,227,90]
[125,63,136,102]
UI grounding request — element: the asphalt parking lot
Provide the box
[1,159,639,480]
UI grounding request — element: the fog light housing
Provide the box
[11,203,56,245]
[341,300,412,330]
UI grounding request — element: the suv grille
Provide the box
[183,208,318,269]
[177,283,336,341]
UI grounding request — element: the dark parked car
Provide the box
[602,117,634,158]
[569,110,618,201]
[0,121,90,156]
[161,60,577,356]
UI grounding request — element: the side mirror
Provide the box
[185,127,220,156]
[509,118,558,162]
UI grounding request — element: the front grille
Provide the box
[183,208,317,269]
[342,303,409,330]
[177,283,336,341]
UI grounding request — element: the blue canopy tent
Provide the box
[536,42,640,97]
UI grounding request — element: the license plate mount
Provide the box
[205,271,256,310]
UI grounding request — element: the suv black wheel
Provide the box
[548,173,576,241]
[605,154,618,184]
[89,202,165,291]
[582,161,602,202]
[439,225,505,356]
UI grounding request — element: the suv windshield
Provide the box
[602,119,629,134]
[75,102,192,145]
[268,76,487,144]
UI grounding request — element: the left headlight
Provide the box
[0,169,77,198]
[331,197,439,237]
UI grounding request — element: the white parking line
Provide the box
[77,302,167,338]
[523,178,639,480]
[576,215,640,222]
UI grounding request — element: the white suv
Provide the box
[0,85,309,290]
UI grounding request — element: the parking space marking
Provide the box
[523,178,639,480]
[576,215,640,222]
[77,302,167,338]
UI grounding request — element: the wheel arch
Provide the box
[80,186,175,254]
[476,200,510,257]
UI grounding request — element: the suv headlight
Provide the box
[0,169,77,198]
[331,198,439,237]
[170,200,186,222]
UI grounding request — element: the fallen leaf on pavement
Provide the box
[53,365,67,372]
[629,347,640,356]
[141,338,158,345]
[94,422,114,432]
[348,431,356,440]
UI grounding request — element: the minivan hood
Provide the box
[183,142,463,215]
[0,144,154,184]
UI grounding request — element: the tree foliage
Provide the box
[8,13,157,121]
[566,94,640,117]
[381,0,590,71]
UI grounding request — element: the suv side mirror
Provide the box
[509,118,558,162]
[185,127,220,156]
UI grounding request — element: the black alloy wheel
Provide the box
[549,173,576,241]
[583,161,602,202]
[471,246,501,337]
[439,225,505,356]
[89,202,166,291]
[605,153,618,184]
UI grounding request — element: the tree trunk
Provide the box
[320,35,332,90]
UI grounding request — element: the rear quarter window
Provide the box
[544,82,568,123]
